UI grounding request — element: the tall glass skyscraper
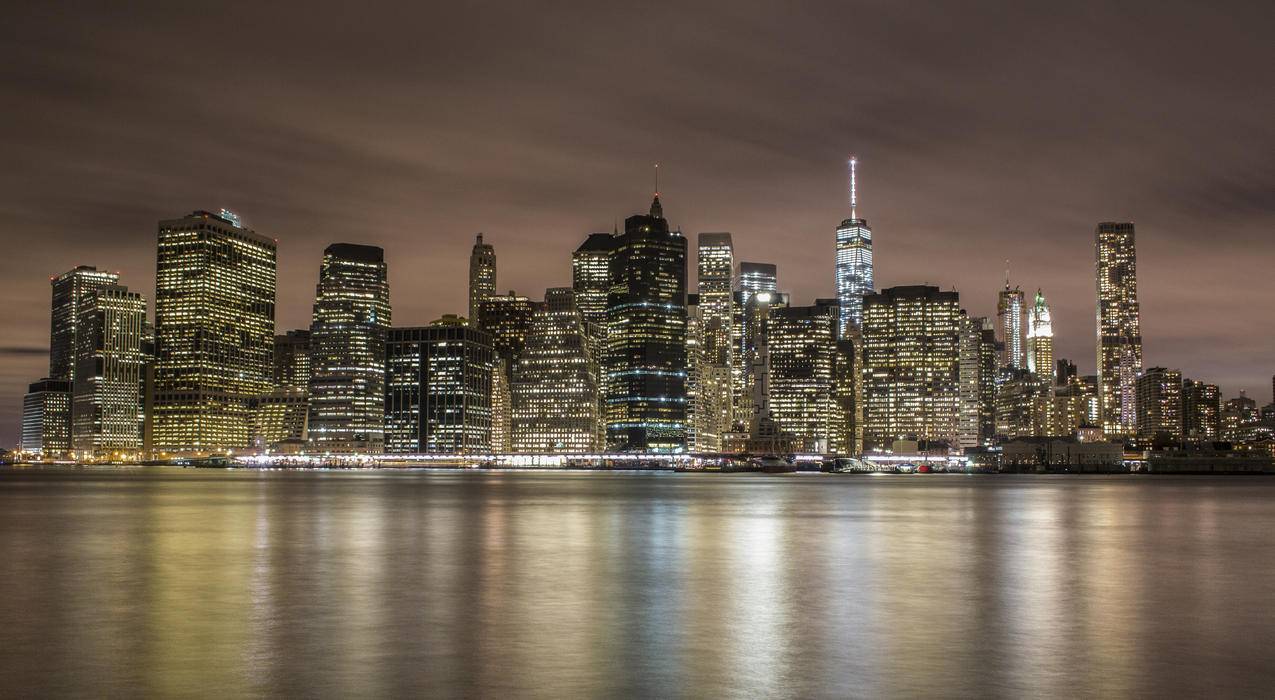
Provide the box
[835,157,873,336]
[71,284,147,458]
[572,233,614,332]
[736,261,777,305]
[307,243,391,453]
[153,210,276,456]
[997,281,1025,370]
[1096,221,1142,436]
[511,288,602,452]
[603,194,688,452]
[385,319,493,454]
[696,233,734,366]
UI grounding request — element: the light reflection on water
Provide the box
[2,468,1275,698]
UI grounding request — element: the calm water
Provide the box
[2,468,1274,698]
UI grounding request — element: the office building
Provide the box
[572,233,614,332]
[603,194,688,451]
[1221,394,1259,443]
[696,232,734,444]
[274,330,311,388]
[307,243,391,453]
[21,379,71,458]
[861,285,962,452]
[385,318,494,454]
[1096,222,1143,436]
[994,369,1051,440]
[1026,289,1054,382]
[153,210,276,455]
[737,262,778,305]
[1182,378,1220,442]
[468,233,496,323]
[1136,367,1183,441]
[510,288,603,452]
[49,266,119,384]
[998,279,1025,370]
[768,302,839,452]
[834,156,873,335]
[71,285,147,458]
[958,315,998,449]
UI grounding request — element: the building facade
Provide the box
[307,243,391,453]
[1026,289,1054,382]
[510,288,602,452]
[1182,379,1221,442]
[861,286,962,452]
[153,211,276,455]
[997,281,1025,370]
[603,195,688,451]
[572,233,614,332]
[768,302,839,452]
[385,320,494,454]
[71,285,147,458]
[1136,367,1183,441]
[1096,221,1143,436]
[958,315,998,449]
[21,379,71,458]
[49,266,119,384]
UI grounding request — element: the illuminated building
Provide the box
[830,337,858,455]
[385,318,494,454]
[732,290,786,433]
[49,266,119,384]
[997,279,1025,370]
[21,379,71,459]
[1096,222,1143,436]
[994,368,1051,440]
[71,284,147,458]
[468,233,496,324]
[572,233,614,332]
[686,297,731,452]
[958,315,997,449]
[274,330,311,388]
[696,232,734,445]
[307,243,390,454]
[511,288,602,452]
[1026,289,1054,382]
[1135,367,1183,441]
[1182,379,1220,441]
[861,285,961,452]
[834,156,873,335]
[768,302,839,452]
[478,292,535,451]
[1221,394,1259,443]
[1046,377,1092,438]
[252,330,311,450]
[153,210,276,456]
[603,194,688,452]
[737,261,777,305]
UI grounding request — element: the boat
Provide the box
[755,455,798,474]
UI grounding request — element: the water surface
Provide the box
[2,468,1273,698]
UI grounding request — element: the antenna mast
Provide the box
[849,156,858,219]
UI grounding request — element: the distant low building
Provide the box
[1000,436,1125,472]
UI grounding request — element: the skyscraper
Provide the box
[768,302,840,452]
[696,232,734,444]
[49,266,119,384]
[21,379,71,459]
[468,233,496,324]
[477,292,536,451]
[603,194,688,452]
[72,284,147,458]
[1026,289,1054,382]
[153,210,276,456]
[1136,367,1183,441]
[736,262,778,305]
[958,315,997,449]
[273,330,311,388]
[254,330,312,449]
[1096,222,1142,436]
[572,233,614,332]
[1182,378,1220,442]
[835,156,873,335]
[511,288,602,453]
[385,318,494,454]
[997,279,1025,370]
[307,243,391,453]
[861,285,962,452]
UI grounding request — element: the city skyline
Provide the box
[4,3,1275,444]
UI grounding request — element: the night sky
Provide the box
[3,2,1274,444]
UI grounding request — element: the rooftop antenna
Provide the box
[849,156,858,220]
[654,162,660,196]
[1005,259,1011,288]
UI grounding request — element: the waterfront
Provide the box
[2,468,1275,698]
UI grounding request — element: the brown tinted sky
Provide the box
[3,1,1274,443]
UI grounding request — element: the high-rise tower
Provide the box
[469,233,496,324]
[49,266,119,384]
[1096,222,1142,436]
[997,277,1025,370]
[572,233,614,332]
[71,284,147,458]
[835,156,873,336]
[1026,289,1054,382]
[153,210,276,455]
[603,193,687,452]
[307,243,391,453]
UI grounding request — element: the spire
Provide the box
[1004,260,1011,289]
[649,163,664,219]
[849,155,858,220]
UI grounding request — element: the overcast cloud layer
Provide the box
[2,1,1273,443]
